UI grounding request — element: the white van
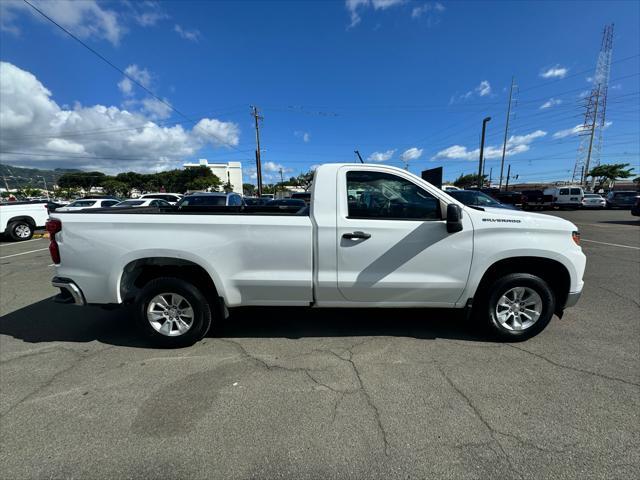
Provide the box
[543,186,584,208]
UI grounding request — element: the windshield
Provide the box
[116,200,144,206]
[584,194,600,198]
[68,200,96,207]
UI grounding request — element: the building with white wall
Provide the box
[183,159,243,194]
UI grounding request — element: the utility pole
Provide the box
[279,167,284,197]
[478,116,491,189]
[499,77,515,191]
[582,85,601,186]
[39,176,50,201]
[489,167,493,185]
[505,164,511,190]
[354,150,364,164]
[251,105,264,197]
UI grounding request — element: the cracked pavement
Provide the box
[1,210,639,479]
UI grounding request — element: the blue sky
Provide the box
[0,0,638,184]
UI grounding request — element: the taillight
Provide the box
[572,231,581,246]
[45,219,62,264]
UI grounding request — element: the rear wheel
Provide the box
[7,220,34,241]
[135,277,212,348]
[479,273,555,341]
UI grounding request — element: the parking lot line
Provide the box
[0,248,49,259]
[0,238,45,247]
[582,239,640,250]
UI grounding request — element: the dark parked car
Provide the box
[493,191,524,208]
[291,192,311,205]
[630,196,640,217]
[243,197,269,206]
[267,199,306,208]
[520,190,553,210]
[606,191,639,209]
[447,190,516,210]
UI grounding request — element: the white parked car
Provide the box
[48,163,586,347]
[55,198,120,212]
[0,201,49,241]
[113,199,172,208]
[581,193,606,209]
[139,193,183,205]
[442,185,461,192]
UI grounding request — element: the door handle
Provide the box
[342,231,371,240]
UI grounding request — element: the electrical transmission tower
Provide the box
[572,23,614,188]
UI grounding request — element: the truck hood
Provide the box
[466,206,578,232]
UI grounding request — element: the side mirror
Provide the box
[446,204,463,233]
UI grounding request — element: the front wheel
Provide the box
[480,273,555,341]
[135,277,212,348]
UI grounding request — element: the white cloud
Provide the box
[1,0,123,45]
[367,149,395,162]
[401,147,423,162]
[141,97,172,120]
[432,130,547,160]
[0,61,240,173]
[262,161,292,174]
[540,65,568,79]
[345,0,406,28]
[127,1,168,26]
[552,122,611,139]
[174,24,201,42]
[411,2,445,18]
[540,98,562,109]
[476,80,491,97]
[193,118,240,146]
[118,64,152,96]
[294,131,311,142]
[552,124,584,139]
[451,80,492,103]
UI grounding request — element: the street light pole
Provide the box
[39,176,50,201]
[478,116,491,189]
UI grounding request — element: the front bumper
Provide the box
[52,277,86,306]
[564,289,582,308]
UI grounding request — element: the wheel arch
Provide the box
[5,215,36,231]
[120,257,226,316]
[473,256,571,314]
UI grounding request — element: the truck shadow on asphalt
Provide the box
[0,298,492,348]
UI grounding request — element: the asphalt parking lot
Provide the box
[1,210,638,479]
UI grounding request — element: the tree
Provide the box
[243,183,256,196]
[102,179,129,197]
[453,173,487,188]
[587,163,635,189]
[296,170,314,191]
[58,172,106,191]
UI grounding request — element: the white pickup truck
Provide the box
[48,164,586,347]
[0,201,49,241]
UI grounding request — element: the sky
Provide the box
[0,0,638,185]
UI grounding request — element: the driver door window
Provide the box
[346,171,441,220]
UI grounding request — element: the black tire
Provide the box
[7,220,34,241]
[135,277,213,348]
[478,273,555,341]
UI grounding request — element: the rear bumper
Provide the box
[564,289,582,308]
[52,277,86,306]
